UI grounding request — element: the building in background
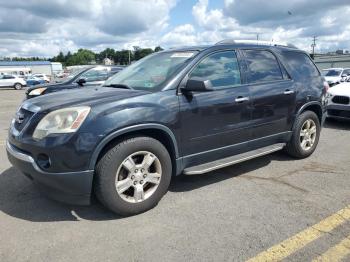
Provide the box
[0,61,63,77]
[103,58,114,65]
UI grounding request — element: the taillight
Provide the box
[323,81,330,93]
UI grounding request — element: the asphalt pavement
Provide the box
[0,88,350,262]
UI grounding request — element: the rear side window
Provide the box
[242,50,283,83]
[189,51,241,89]
[282,51,320,77]
[3,75,14,79]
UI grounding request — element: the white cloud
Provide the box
[160,24,198,46]
[0,0,178,57]
[0,0,349,57]
[193,0,221,31]
[96,0,177,35]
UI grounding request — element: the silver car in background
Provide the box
[322,68,350,87]
[327,82,350,120]
[0,74,26,90]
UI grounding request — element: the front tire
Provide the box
[285,111,320,158]
[95,136,172,216]
[14,83,23,90]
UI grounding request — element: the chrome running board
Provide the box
[183,143,285,175]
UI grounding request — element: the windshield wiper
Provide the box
[103,84,132,89]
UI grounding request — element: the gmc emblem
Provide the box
[15,112,24,124]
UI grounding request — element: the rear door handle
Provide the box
[235,96,249,103]
[283,90,294,95]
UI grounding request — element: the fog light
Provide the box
[37,154,51,169]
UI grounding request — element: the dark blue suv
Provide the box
[6,40,327,216]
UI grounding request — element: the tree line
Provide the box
[0,46,164,66]
[0,56,46,61]
[50,46,164,66]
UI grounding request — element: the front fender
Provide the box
[88,123,179,170]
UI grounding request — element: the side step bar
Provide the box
[183,143,285,175]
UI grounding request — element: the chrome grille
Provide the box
[332,96,349,105]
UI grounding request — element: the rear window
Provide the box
[282,51,320,77]
[242,50,283,83]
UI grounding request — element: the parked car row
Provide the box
[0,74,27,90]
[321,68,350,121]
[0,73,50,90]
[32,73,50,83]
[322,68,350,86]
[0,66,124,91]
[326,82,350,120]
[26,65,124,98]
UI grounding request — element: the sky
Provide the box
[0,0,349,57]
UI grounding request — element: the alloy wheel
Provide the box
[299,119,317,151]
[115,151,162,203]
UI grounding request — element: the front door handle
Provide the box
[283,90,294,95]
[235,96,249,103]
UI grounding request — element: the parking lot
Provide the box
[0,88,350,261]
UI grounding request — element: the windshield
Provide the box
[322,69,342,77]
[56,68,90,84]
[68,68,89,80]
[104,51,198,91]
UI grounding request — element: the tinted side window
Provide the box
[189,51,241,89]
[3,75,14,79]
[242,50,283,83]
[282,51,320,77]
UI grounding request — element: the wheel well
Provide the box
[95,128,177,174]
[301,104,322,123]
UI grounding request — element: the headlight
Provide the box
[326,92,334,99]
[28,87,47,96]
[33,107,91,140]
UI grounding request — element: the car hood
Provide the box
[324,76,341,83]
[26,81,75,93]
[328,83,350,96]
[22,87,150,112]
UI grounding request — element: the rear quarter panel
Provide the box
[274,48,326,118]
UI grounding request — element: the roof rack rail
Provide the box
[215,39,297,49]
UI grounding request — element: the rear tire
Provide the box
[14,83,23,90]
[285,111,320,158]
[95,136,172,216]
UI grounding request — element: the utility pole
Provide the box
[311,36,317,57]
[256,33,259,44]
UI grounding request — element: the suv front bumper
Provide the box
[6,141,94,205]
[327,104,350,120]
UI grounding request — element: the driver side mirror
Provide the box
[77,78,86,86]
[182,78,213,93]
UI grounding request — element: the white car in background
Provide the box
[0,74,26,90]
[322,68,350,87]
[327,82,350,120]
[32,73,50,83]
